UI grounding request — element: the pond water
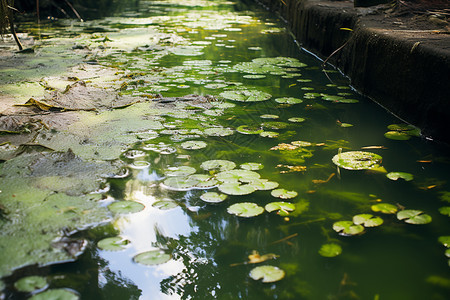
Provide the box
[2,0,450,299]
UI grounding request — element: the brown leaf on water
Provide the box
[312,173,335,184]
[361,146,388,150]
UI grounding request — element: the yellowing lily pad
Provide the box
[386,172,414,181]
[108,201,145,214]
[332,151,382,170]
[200,192,228,203]
[397,210,432,224]
[333,221,364,236]
[318,243,342,258]
[249,265,285,283]
[227,202,264,217]
[352,214,383,227]
[371,203,398,214]
[133,249,171,266]
[271,188,297,199]
[14,276,47,292]
[97,237,130,251]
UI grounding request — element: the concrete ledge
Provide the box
[257,0,450,144]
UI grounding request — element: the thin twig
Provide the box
[270,233,298,245]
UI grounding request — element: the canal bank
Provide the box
[256,0,450,144]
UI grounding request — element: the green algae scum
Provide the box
[1,0,449,299]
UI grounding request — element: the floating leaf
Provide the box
[218,182,256,195]
[274,97,303,104]
[384,131,411,140]
[333,221,365,236]
[439,206,450,217]
[243,74,266,79]
[165,166,196,177]
[14,276,47,292]
[216,169,261,183]
[288,117,305,123]
[162,177,199,191]
[204,127,234,136]
[260,131,279,138]
[97,237,130,251]
[152,200,178,210]
[387,124,421,137]
[397,210,432,224]
[249,265,285,283]
[262,121,289,130]
[318,243,342,258]
[200,160,236,172]
[133,249,171,266]
[108,201,145,214]
[352,214,383,227]
[200,192,228,203]
[249,179,279,190]
[438,236,450,247]
[371,203,398,214]
[265,202,295,216]
[332,151,383,170]
[236,125,263,135]
[386,172,414,181]
[271,188,298,199]
[260,114,279,119]
[181,140,207,150]
[240,162,264,171]
[30,289,79,300]
[219,90,271,102]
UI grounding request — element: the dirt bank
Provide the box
[257,0,450,144]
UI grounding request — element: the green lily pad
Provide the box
[332,151,383,170]
[352,214,384,227]
[30,289,79,300]
[265,202,295,216]
[97,237,130,251]
[318,243,342,258]
[274,97,303,104]
[249,265,285,283]
[133,249,171,266]
[181,140,207,150]
[165,166,197,177]
[439,206,450,216]
[262,121,289,130]
[216,169,261,182]
[189,174,219,189]
[260,114,279,119]
[271,188,298,199]
[333,221,365,236]
[108,201,145,214]
[219,90,271,102]
[152,200,178,210]
[200,192,228,203]
[288,117,305,123]
[438,236,450,247]
[236,125,263,135]
[162,177,199,191]
[240,162,264,171]
[14,276,47,292]
[371,203,398,214]
[386,172,414,181]
[249,179,279,190]
[200,160,236,171]
[387,124,421,137]
[204,127,234,136]
[218,182,256,195]
[384,131,411,140]
[397,210,432,224]
[227,202,264,217]
[243,74,266,79]
[260,131,279,138]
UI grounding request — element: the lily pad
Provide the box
[14,276,47,292]
[249,265,285,283]
[165,166,197,177]
[218,182,256,195]
[216,169,261,182]
[249,179,279,190]
[152,200,178,210]
[260,131,279,138]
[243,74,266,79]
[133,249,171,266]
[438,236,450,247]
[240,162,264,171]
[387,124,421,137]
[262,121,289,130]
[384,131,411,140]
[439,206,450,217]
[204,127,234,136]
[200,160,236,172]
[200,192,228,203]
[333,221,365,236]
[181,140,207,150]
[162,177,199,191]
[386,172,414,181]
[271,188,298,199]
[265,202,295,216]
[332,151,383,170]
[260,114,279,119]
[108,201,145,214]
[288,117,305,123]
[371,203,398,214]
[318,243,342,258]
[274,97,303,104]
[352,214,384,227]
[227,202,264,217]
[236,125,263,135]
[97,237,130,251]
[30,289,79,300]
[219,90,271,102]
[397,210,432,224]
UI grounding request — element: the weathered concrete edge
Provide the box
[257,0,450,144]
